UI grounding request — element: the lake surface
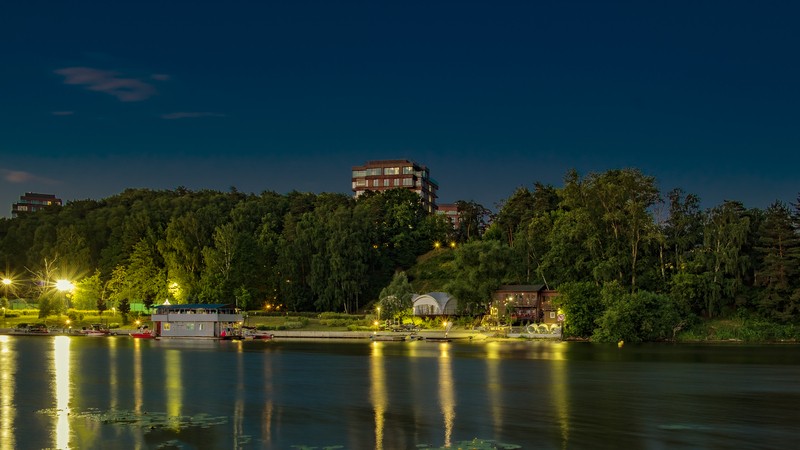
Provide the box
[0,335,798,450]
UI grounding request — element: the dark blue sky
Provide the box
[2,1,798,217]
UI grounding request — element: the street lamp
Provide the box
[2,277,10,292]
[55,279,75,311]
[2,278,11,306]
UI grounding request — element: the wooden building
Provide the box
[491,285,560,325]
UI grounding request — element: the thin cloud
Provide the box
[160,112,226,120]
[55,67,157,102]
[51,111,75,116]
[151,73,171,81]
[1,169,58,184]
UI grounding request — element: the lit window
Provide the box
[402,178,412,186]
[393,178,399,186]
[383,179,390,187]
[384,167,399,175]
[403,166,414,174]
[372,179,379,187]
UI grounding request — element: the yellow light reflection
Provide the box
[485,342,502,433]
[233,340,245,449]
[165,350,182,427]
[1,336,16,450]
[133,338,143,413]
[53,336,71,450]
[438,343,455,447]
[107,337,118,410]
[261,350,274,446]
[550,343,570,448]
[370,342,387,450]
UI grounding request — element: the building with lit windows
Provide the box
[351,159,438,212]
[11,192,62,217]
[436,203,460,227]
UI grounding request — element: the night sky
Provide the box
[2,1,798,218]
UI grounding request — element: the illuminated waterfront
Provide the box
[0,336,798,449]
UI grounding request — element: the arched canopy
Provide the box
[412,292,457,316]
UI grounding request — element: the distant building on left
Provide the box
[12,192,62,217]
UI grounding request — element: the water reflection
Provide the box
[438,343,455,447]
[370,342,387,449]
[0,336,15,450]
[164,349,182,425]
[233,340,245,449]
[53,336,71,450]
[261,348,274,446]
[108,337,118,410]
[133,338,143,413]
[1,337,799,449]
[550,343,570,449]
[485,342,503,434]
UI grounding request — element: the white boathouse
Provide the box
[151,303,243,339]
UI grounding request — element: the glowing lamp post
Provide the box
[2,278,11,323]
[2,278,11,299]
[56,279,75,311]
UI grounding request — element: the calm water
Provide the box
[0,336,798,450]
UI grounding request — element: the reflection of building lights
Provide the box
[438,342,454,447]
[486,342,503,434]
[370,342,387,449]
[165,350,182,427]
[551,342,570,446]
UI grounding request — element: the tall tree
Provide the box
[378,271,415,320]
[445,240,513,315]
[702,201,752,317]
[754,201,800,322]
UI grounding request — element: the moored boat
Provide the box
[9,323,50,335]
[79,323,113,337]
[242,328,274,340]
[370,334,406,341]
[130,327,155,339]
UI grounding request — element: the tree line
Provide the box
[1,168,799,341]
[0,187,450,317]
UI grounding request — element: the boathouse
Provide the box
[151,303,243,338]
[491,285,560,324]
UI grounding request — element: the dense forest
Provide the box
[1,168,799,341]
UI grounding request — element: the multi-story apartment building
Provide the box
[11,192,62,217]
[351,159,439,212]
[436,203,460,228]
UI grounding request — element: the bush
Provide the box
[592,284,682,343]
[318,312,364,320]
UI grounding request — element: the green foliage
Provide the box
[72,270,104,310]
[406,249,457,293]
[377,271,414,320]
[554,281,603,338]
[1,173,799,339]
[677,317,800,342]
[593,283,683,343]
[754,202,800,322]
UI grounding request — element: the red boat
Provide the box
[130,327,155,339]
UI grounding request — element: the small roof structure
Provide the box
[495,284,547,292]
[412,292,457,316]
